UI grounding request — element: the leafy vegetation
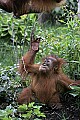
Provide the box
[0,102,46,120]
[0,4,80,119]
[69,85,80,97]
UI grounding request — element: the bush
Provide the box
[0,103,46,120]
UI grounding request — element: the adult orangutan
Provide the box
[17,35,80,107]
[0,0,66,17]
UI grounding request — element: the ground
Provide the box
[41,93,80,120]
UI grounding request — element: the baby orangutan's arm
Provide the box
[18,33,41,79]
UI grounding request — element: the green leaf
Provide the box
[18,104,28,111]
[22,110,33,119]
[28,102,35,108]
[70,86,80,91]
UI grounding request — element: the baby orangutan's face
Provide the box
[39,57,57,72]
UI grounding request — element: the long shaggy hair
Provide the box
[0,0,66,17]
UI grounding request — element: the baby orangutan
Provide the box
[17,35,80,107]
[0,0,66,17]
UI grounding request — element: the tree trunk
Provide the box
[77,0,80,18]
[38,12,54,24]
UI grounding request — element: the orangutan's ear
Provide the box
[57,58,66,68]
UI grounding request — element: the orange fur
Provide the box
[0,0,66,17]
[28,0,66,12]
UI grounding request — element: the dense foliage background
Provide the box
[0,0,80,119]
